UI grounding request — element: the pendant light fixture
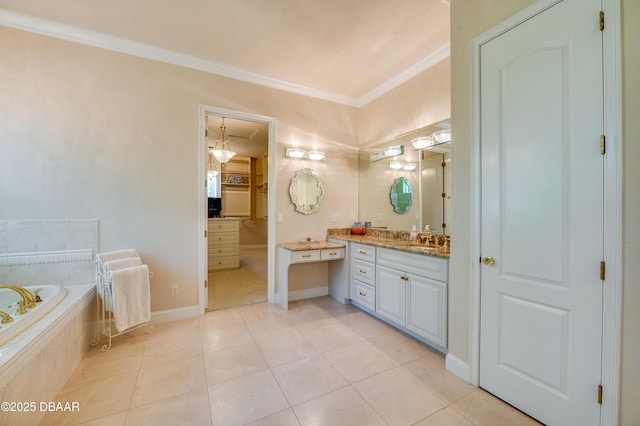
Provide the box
[211,117,236,163]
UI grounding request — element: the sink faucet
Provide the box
[0,285,37,309]
[0,310,14,324]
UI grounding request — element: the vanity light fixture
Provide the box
[370,145,404,162]
[211,118,236,163]
[433,128,452,143]
[388,161,417,171]
[285,147,325,161]
[306,151,325,161]
[411,135,434,150]
[412,128,452,153]
[402,162,417,171]
[285,147,306,158]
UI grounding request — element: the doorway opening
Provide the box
[198,106,276,314]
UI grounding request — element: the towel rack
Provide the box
[90,251,154,351]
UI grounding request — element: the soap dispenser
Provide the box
[410,225,418,240]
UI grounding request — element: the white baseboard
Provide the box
[288,286,328,301]
[151,305,199,324]
[446,353,471,383]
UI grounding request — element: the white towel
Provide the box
[96,252,142,311]
[104,257,142,271]
[96,249,139,265]
[110,264,151,333]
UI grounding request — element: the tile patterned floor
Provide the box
[208,247,268,311]
[39,297,542,425]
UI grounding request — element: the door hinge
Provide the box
[204,230,208,238]
[600,261,605,281]
[205,129,208,138]
[600,135,606,155]
[598,384,603,404]
[204,280,208,289]
[599,10,604,31]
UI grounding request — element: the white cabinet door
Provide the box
[375,265,405,327]
[406,274,447,347]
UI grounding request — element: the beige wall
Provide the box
[0,27,359,311]
[450,0,639,424]
[359,58,451,148]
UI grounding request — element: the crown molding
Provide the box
[0,8,449,108]
[355,43,451,107]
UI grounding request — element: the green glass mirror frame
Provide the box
[389,177,413,214]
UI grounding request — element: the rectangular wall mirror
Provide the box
[358,118,451,234]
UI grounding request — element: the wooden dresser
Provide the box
[208,218,240,271]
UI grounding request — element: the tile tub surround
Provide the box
[0,219,99,286]
[327,228,450,258]
[0,284,95,426]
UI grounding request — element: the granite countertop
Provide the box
[278,240,346,251]
[327,234,450,259]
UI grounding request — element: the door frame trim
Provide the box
[467,1,622,424]
[197,105,277,314]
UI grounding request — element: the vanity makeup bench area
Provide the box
[277,119,451,353]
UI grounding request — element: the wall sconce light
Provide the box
[389,161,417,171]
[370,145,404,162]
[285,147,325,161]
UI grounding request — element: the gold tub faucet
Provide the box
[0,310,14,324]
[0,285,37,309]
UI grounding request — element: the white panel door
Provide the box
[480,0,603,425]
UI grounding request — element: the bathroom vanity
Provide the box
[327,232,449,353]
[276,240,346,309]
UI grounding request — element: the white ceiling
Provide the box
[0,0,450,105]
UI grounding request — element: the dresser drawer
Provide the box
[209,232,239,245]
[209,245,239,258]
[351,243,376,262]
[321,247,345,260]
[352,280,375,311]
[291,250,321,263]
[208,220,239,232]
[209,256,240,270]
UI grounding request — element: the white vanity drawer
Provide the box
[291,250,321,263]
[351,243,376,262]
[352,280,375,311]
[352,258,375,285]
[376,247,448,282]
[321,248,345,260]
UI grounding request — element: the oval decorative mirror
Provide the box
[390,177,413,214]
[289,168,324,215]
